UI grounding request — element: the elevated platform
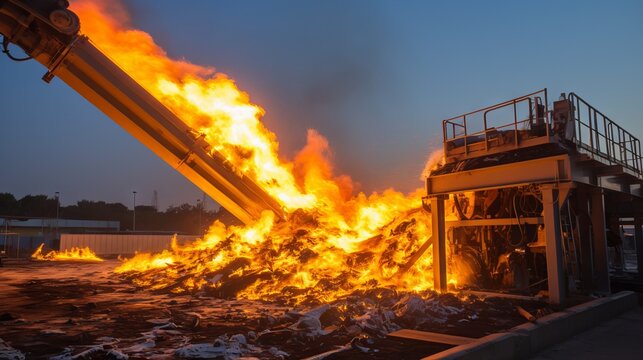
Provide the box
[425,89,643,306]
[434,89,642,198]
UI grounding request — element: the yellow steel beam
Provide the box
[0,1,285,224]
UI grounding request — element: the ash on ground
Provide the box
[0,260,555,359]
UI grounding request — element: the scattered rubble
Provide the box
[49,346,128,360]
[0,260,561,359]
[0,338,25,360]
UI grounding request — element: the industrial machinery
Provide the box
[426,89,643,304]
[0,0,285,224]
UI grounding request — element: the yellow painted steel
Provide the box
[0,1,285,224]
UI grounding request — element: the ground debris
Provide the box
[516,305,536,322]
[50,346,128,360]
[392,294,426,324]
[268,347,290,359]
[257,329,294,346]
[351,334,378,354]
[353,308,399,336]
[175,343,237,359]
[1,260,562,359]
[174,334,258,359]
[0,338,25,360]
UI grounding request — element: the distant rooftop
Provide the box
[0,218,120,231]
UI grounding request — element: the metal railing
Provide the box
[442,89,550,156]
[568,93,643,176]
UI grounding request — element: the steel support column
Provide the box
[635,218,643,280]
[431,195,447,292]
[542,184,566,305]
[576,187,594,292]
[590,188,610,294]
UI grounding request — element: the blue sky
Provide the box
[1,0,641,210]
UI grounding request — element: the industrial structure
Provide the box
[1,0,642,309]
[0,218,201,258]
[1,217,120,236]
[0,0,284,225]
[425,89,643,304]
[0,217,120,258]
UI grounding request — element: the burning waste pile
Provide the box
[115,207,442,305]
[70,0,460,304]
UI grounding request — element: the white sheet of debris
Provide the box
[0,338,25,360]
[174,334,260,359]
[175,342,241,359]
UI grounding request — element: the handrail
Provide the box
[445,117,534,142]
[568,93,642,176]
[443,88,548,123]
[483,97,533,150]
[442,89,550,156]
[440,89,642,179]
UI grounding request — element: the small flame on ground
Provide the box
[31,243,103,262]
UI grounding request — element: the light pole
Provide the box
[132,191,137,232]
[55,192,60,237]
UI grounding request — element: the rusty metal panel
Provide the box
[428,155,571,195]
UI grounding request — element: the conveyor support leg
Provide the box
[431,195,447,292]
[590,188,610,294]
[542,184,566,305]
[635,218,643,280]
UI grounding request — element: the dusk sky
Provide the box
[1,0,642,211]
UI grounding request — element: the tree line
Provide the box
[0,193,240,234]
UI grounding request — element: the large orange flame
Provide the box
[70,0,459,303]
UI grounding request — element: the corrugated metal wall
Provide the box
[1,235,58,258]
[60,234,198,255]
